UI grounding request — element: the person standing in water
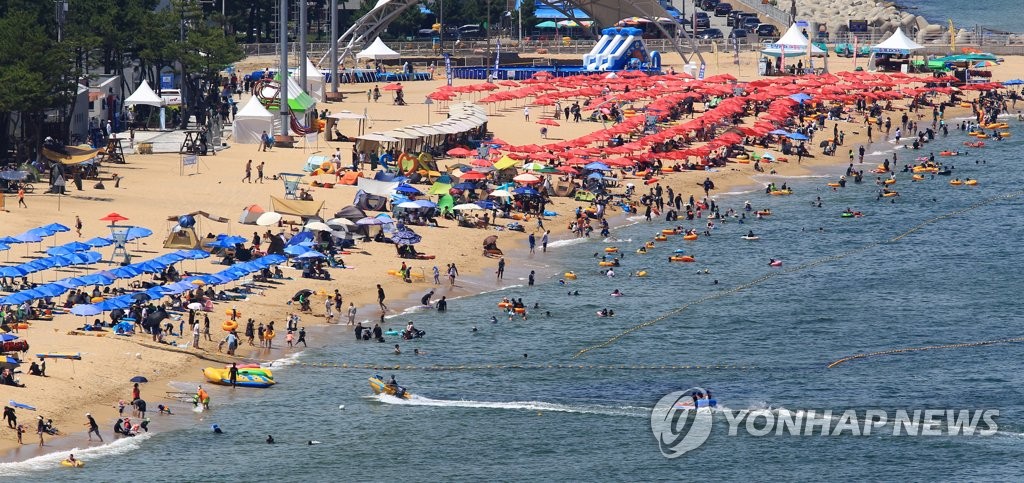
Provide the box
[85,413,102,442]
[377,284,387,311]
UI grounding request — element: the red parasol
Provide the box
[446,147,472,157]
[101,212,129,223]
[382,83,403,91]
[536,119,560,126]
[459,171,486,180]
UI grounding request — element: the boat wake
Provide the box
[370,394,649,418]
[0,433,153,475]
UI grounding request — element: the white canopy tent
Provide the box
[871,28,924,54]
[356,37,401,61]
[869,28,924,72]
[124,80,166,130]
[233,98,274,144]
[293,58,326,102]
[761,24,827,57]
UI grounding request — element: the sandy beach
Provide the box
[1,44,1021,461]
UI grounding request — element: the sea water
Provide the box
[5,120,1024,480]
[897,0,1024,34]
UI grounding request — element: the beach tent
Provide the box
[761,24,826,57]
[261,75,316,113]
[337,171,363,185]
[304,155,331,172]
[270,196,324,218]
[239,204,265,224]
[124,79,167,130]
[292,58,326,103]
[356,37,401,61]
[164,228,202,250]
[233,98,274,144]
[333,205,370,236]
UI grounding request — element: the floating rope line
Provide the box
[827,337,1024,369]
[572,190,1024,359]
[269,362,755,372]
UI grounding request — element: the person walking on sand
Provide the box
[433,266,440,284]
[36,416,45,447]
[17,186,26,208]
[85,413,102,442]
[256,161,265,183]
[203,314,212,341]
[347,302,356,325]
[192,321,201,349]
[74,216,83,237]
[496,257,505,280]
[541,230,549,253]
[377,284,387,311]
[242,159,252,183]
[523,106,530,121]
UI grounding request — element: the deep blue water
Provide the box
[4,118,1023,480]
[898,0,1022,33]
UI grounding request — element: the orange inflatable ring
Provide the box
[497,302,513,308]
[222,320,238,332]
[683,234,698,241]
[669,255,696,262]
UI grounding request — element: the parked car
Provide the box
[699,0,721,11]
[728,28,748,40]
[740,16,762,30]
[159,89,182,106]
[714,3,733,17]
[697,28,724,39]
[755,23,780,39]
[461,26,486,39]
[726,11,747,27]
[690,12,710,30]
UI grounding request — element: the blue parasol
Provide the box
[391,230,423,245]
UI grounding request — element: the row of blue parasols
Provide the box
[66,254,288,316]
[0,248,212,306]
[0,224,152,253]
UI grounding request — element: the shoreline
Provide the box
[0,46,1009,462]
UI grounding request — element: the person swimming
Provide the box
[747,230,755,237]
[489,316,498,324]
[212,424,223,434]
[611,289,622,296]
[266,435,275,444]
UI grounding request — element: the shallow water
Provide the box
[4,121,1023,480]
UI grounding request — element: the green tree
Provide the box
[0,8,77,156]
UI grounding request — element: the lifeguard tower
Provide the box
[109,225,132,265]
[279,172,305,199]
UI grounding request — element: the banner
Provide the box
[852,36,858,68]
[697,63,706,80]
[182,155,197,166]
[733,35,740,65]
[807,34,814,72]
[780,45,786,72]
[444,53,453,86]
[494,38,501,76]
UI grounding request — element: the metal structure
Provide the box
[317,0,703,67]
